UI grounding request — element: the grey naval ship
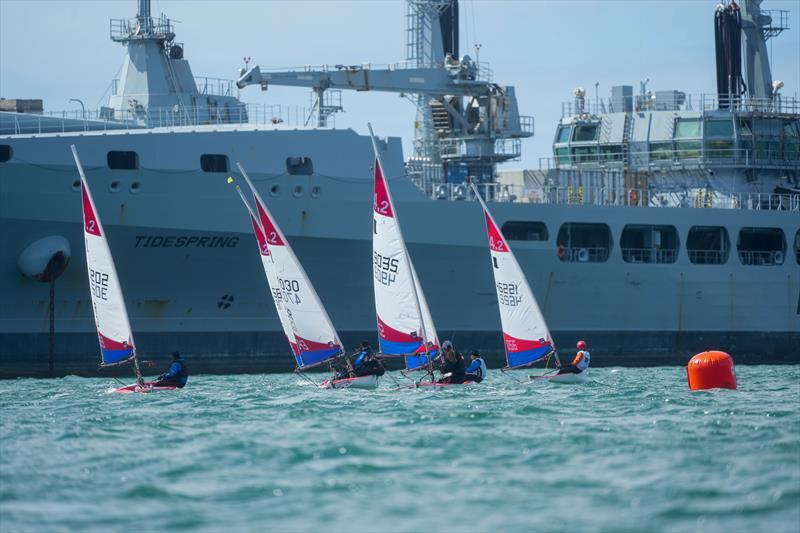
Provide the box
[1,0,798,377]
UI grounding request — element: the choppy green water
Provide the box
[1,366,798,533]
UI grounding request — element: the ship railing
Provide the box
[621,248,678,264]
[109,14,175,42]
[430,182,800,212]
[560,93,799,117]
[687,250,727,265]
[559,246,610,263]
[195,77,238,98]
[738,250,785,266]
[111,76,240,98]
[540,148,800,171]
[0,103,325,135]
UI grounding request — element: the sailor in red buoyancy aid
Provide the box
[557,340,591,375]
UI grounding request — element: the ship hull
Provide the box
[1,129,798,377]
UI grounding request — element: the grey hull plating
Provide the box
[2,130,798,378]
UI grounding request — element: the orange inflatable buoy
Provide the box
[686,351,737,391]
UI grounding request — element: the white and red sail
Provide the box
[247,211,300,363]
[473,186,554,368]
[72,145,135,366]
[370,130,439,370]
[237,166,343,369]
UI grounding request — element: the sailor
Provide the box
[557,341,591,375]
[437,340,466,384]
[352,341,385,377]
[464,350,487,383]
[155,351,189,388]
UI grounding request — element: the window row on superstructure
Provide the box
[502,221,799,267]
[0,146,316,176]
[553,116,800,167]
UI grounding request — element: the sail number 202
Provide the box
[374,251,398,286]
[88,268,109,300]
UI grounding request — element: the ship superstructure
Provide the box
[0,0,797,378]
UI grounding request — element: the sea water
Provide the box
[1,366,798,532]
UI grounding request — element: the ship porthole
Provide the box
[292,185,304,198]
[269,184,280,197]
[71,180,80,192]
[311,185,321,198]
[129,181,141,194]
[109,180,121,193]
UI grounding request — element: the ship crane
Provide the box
[236,0,533,187]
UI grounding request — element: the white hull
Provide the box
[530,369,589,385]
[319,374,380,390]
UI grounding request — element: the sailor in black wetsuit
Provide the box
[351,341,385,377]
[154,351,188,388]
[437,340,466,384]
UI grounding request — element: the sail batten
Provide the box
[473,185,555,368]
[369,126,439,370]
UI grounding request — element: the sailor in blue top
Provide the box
[155,351,188,388]
[465,350,487,383]
[351,341,384,377]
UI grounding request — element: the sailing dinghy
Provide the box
[71,145,172,394]
[369,126,461,388]
[472,184,588,384]
[232,165,378,390]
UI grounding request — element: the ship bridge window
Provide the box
[571,146,598,163]
[200,154,229,173]
[704,119,734,138]
[674,119,701,139]
[649,142,672,160]
[785,142,800,161]
[107,150,138,170]
[0,145,11,163]
[600,145,624,162]
[573,124,599,142]
[737,227,786,266]
[620,225,679,264]
[675,141,701,159]
[687,226,729,265]
[556,126,572,144]
[737,118,753,136]
[784,120,800,137]
[501,221,549,242]
[555,147,570,165]
[286,157,313,175]
[556,223,611,263]
[795,230,800,265]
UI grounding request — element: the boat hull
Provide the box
[319,374,380,389]
[113,381,178,394]
[530,370,589,385]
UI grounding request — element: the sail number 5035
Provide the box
[373,251,398,286]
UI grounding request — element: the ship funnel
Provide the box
[714,1,746,108]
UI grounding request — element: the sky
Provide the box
[1,0,798,169]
